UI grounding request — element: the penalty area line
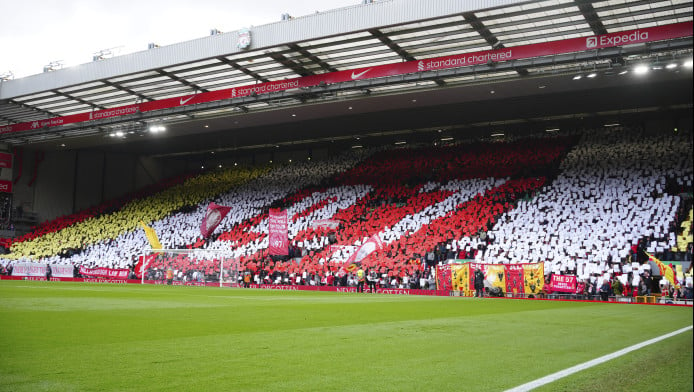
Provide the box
[505,325,693,392]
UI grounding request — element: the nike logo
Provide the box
[180,96,194,105]
[351,68,372,80]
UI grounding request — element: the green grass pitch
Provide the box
[0,281,691,392]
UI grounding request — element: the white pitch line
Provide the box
[505,325,693,392]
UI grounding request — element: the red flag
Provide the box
[134,254,156,278]
[339,234,384,276]
[268,208,289,255]
[200,202,232,238]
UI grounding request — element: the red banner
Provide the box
[1,22,690,136]
[246,283,448,296]
[436,264,452,291]
[79,266,129,279]
[0,180,12,193]
[268,208,288,255]
[200,202,232,238]
[549,274,577,293]
[505,264,524,295]
[439,262,545,295]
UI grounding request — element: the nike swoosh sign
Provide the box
[351,68,372,80]
[180,96,194,105]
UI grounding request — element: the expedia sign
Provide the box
[587,30,649,48]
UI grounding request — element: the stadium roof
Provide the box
[0,0,691,157]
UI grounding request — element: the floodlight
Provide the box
[634,65,649,74]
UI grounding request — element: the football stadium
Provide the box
[0,0,692,391]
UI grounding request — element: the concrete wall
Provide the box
[12,148,187,222]
[32,151,76,221]
[74,151,105,211]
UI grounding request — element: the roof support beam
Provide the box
[463,12,529,76]
[287,43,337,73]
[575,0,608,35]
[7,99,59,119]
[368,29,416,61]
[52,91,106,111]
[155,70,208,93]
[268,52,314,77]
[217,58,270,83]
[369,29,445,86]
[102,80,153,103]
[575,0,627,67]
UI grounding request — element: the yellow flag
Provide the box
[451,264,470,291]
[140,221,162,250]
[646,252,677,288]
[523,263,544,295]
[486,264,506,289]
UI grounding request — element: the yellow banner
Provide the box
[485,264,506,289]
[523,263,544,295]
[451,264,470,291]
[140,221,162,251]
[647,252,678,288]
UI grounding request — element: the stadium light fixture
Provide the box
[634,65,649,74]
[149,125,166,133]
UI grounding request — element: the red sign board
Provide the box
[0,179,12,193]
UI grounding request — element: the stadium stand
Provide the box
[0,0,691,302]
[3,126,690,297]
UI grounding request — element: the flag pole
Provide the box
[140,252,146,285]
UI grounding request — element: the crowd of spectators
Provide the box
[0,128,691,300]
